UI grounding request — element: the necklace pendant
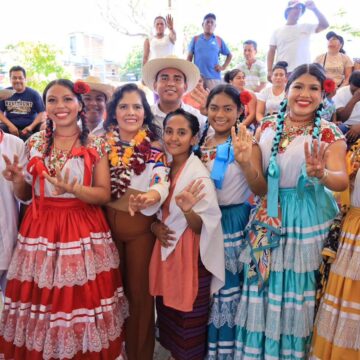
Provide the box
[280,138,289,148]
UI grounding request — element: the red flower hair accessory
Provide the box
[240,90,252,105]
[73,81,91,95]
[323,79,336,94]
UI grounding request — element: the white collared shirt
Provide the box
[77,119,105,136]
[151,102,207,137]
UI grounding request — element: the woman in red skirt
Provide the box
[0,79,128,360]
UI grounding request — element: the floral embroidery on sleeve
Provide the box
[87,135,108,157]
[320,122,345,144]
[260,115,277,133]
[25,131,46,159]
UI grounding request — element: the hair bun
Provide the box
[275,61,288,69]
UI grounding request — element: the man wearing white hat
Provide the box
[142,56,207,136]
[81,76,114,136]
[267,0,329,81]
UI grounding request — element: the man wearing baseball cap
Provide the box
[267,1,329,81]
[187,13,232,90]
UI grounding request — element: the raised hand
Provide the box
[305,1,317,10]
[175,179,205,213]
[190,85,209,115]
[151,221,176,248]
[166,14,174,30]
[231,124,253,165]
[42,167,81,196]
[2,154,24,183]
[304,139,328,179]
[128,192,158,216]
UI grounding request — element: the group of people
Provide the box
[0,1,360,360]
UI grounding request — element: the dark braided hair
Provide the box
[268,99,288,165]
[79,109,90,146]
[44,118,54,157]
[196,84,245,157]
[104,83,161,141]
[42,79,89,156]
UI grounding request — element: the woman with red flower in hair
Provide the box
[0,79,129,359]
[103,83,170,360]
[224,69,257,129]
[234,64,348,359]
[193,84,265,359]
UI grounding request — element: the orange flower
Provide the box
[133,130,147,145]
[124,147,133,157]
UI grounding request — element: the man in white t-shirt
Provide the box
[334,71,360,143]
[267,0,329,81]
[142,56,207,137]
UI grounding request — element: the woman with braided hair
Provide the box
[0,79,128,359]
[233,64,348,359]
[194,84,266,359]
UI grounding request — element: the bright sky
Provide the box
[1,0,359,63]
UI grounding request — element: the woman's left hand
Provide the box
[128,193,158,216]
[231,124,253,165]
[43,167,82,196]
[304,139,328,179]
[175,179,205,213]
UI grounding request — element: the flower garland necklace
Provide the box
[106,125,151,199]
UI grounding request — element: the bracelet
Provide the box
[182,208,193,215]
[319,169,329,183]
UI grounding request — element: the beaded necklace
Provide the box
[278,120,313,153]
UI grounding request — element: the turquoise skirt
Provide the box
[234,186,338,360]
[207,202,251,360]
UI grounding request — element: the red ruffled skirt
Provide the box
[0,197,128,360]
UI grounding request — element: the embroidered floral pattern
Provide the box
[26,132,106,175]
[200,147,217,164]
[260,117,344,154]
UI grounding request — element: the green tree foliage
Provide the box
[6,42,70,93]
[330,8,360,38]
[120,45,143,81]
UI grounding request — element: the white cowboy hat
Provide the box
[82,76,115,101]
[142,55,200,94]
